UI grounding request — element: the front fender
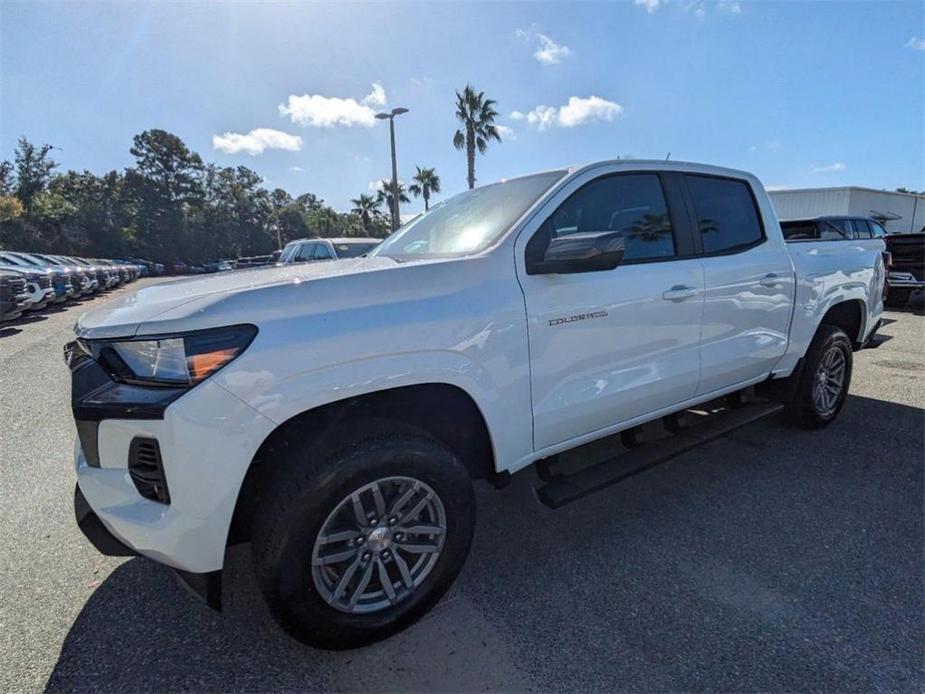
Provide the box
[220,350,534,475]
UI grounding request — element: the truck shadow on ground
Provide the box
[46,394,924,693]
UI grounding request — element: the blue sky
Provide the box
[2,1,923,212]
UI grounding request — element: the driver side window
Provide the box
[532,173,677,264]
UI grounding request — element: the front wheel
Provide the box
[786,324,853,429]
[251,428,475,649]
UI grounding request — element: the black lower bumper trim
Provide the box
[74,485,136,557]
[173,568,223,612]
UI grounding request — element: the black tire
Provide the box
[885,287,911,308]
[251,425,475,650]
[785,324,853,429]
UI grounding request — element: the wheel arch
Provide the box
[818,298,866,348]
[228,382,496,545]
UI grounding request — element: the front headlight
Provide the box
[94,324,257,386]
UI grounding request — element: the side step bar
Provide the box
[536,402,784,509]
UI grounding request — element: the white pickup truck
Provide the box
[67,161,885,649]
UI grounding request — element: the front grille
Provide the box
[128,437,170,504]
[1,277,27,298]
[39,275,52,289]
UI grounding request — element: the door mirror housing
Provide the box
[527,230,625,275]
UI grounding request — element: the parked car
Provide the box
[62,256,115,291]
[67,161,885,649]
[32,254,97,295]
[0,252,77,302]
[277,237,381,264]
[0,269,33,321]
[0,261,55,312]
[780,215,921,307]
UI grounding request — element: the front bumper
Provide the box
[69,350,276,575]
[74,483,223,609]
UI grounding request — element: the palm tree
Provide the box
[408,166,441,212]
[375,180,410,218]
[453,85,503,189]
[350,193,379,232]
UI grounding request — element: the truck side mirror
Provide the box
[527,230,625,275]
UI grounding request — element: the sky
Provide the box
[1,1,923,213]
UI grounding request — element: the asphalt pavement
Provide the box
[1,278,922,693]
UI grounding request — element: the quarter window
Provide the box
[685,175,764,254]
[539,174,676,262]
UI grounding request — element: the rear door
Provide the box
[683,174,796,394]
[515,168,705,450]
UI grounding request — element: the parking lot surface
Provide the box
[1,278,922,693]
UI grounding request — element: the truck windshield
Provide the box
[372,170,566,260]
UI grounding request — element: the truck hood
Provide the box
[75,258,399,339]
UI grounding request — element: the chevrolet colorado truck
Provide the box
[66,161,885,649]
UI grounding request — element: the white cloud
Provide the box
[516,26,570,64]
[369,178,405,192]
[510,110,525,120]
[289,166,306,172]
[811,162,847,173]
[495,125,515,139]
[279,83,387,128]
[522,96,624,130]
[362,82,386,107]
[906,37,925,51]
[684,0,742,17]
[212,128,303,155]
[635,0,661,12]
[534,33,570,64]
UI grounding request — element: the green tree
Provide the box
[0,195,24,224]
[350,193,380,232]
[124,129,205,263]
[13,137,58,210]
[452,85,502,189]
[408,166,441,212]
[375,180,410,218]
[199,165,273,261]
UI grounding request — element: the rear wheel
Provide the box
[786,324,852,429]
[251,427,475,649]
[885,287,911,308]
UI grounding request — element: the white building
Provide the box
[769,186,925,234]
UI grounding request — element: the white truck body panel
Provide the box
[72,160,884,574]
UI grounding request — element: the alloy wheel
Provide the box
[310,476,446,614]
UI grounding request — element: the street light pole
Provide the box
[376,107,409,234]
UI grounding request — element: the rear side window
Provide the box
[685,175,764,254]
[870,220,888,237]
[313,244,333,259]
[781,221,817,240]
[821,219,849,240]
[853,219,872,238]
[295,243,316,261]
[542,173,677,262]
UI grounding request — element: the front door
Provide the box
[516,170,705,450]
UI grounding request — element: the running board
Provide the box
[536,402,784,509]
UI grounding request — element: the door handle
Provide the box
[759,273,782,288]
[662,285,698,302]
